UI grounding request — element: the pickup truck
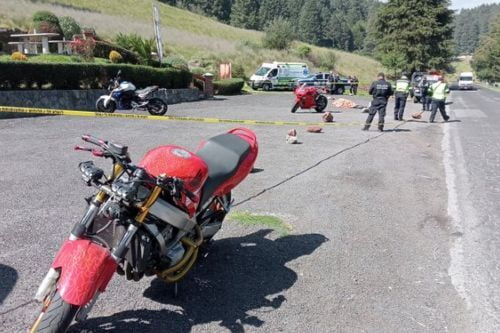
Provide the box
[294,73,351,95]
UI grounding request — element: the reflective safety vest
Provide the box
[395,79,410,93]
[430,82,449,100]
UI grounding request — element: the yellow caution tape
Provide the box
[0,106,384,127]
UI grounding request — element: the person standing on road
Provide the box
[363,72,393,132]
[429,77,450,123]
[420,77,432,111]
[394,74,410,121]
[350,75,359,95]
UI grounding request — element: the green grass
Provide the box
[228,211,292,237]
[0,54,109,64]
[0,0,384,85]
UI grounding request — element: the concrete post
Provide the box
[57,42,63,54]
[203,73,214,98]
[23,38,29,54]
[17,44,23,53]
[42,37,49,54]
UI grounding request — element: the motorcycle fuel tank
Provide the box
[139,145,208,215]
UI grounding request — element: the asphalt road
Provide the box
[445,86,500,332]
[0,91,495,332]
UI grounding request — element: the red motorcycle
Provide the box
[291,84,328,113]
[29,128,258,333]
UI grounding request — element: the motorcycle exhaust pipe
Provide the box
[34,268,59,302]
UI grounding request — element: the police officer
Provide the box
[420,77,432,111]
[394,74,410,121]
[363,72,393,132]
[428,77,450,123]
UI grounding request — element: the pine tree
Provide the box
[374,0,454,73]
[298,0,326,46]
[230,0,261,30]
[258,0,290,29]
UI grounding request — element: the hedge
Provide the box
[213,78,245,95]
[0,62,192,90]
[94,40,139,64]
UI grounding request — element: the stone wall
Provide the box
[0,88,203,119]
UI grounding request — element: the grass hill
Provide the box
[1,0,384,85]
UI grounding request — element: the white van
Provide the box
[458,72,474,90]
[249,62,310,91]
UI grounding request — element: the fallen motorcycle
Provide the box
[30,129,258,333]
[291,84,328,113]
[96,70,168,115]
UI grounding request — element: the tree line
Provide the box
[453,3,500,55]
[160,0,380,52]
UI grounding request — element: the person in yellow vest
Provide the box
[428,76,450,122]
[394,74,411,121]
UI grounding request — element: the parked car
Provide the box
[410,72,442,103]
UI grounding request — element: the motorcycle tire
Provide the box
[96,99,116,113]
[315,95,328,112]
[147,98,168,116]
[30,290,79,333]
[291,102,300,113]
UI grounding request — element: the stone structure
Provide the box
[0,88,204,118]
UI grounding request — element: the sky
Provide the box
[451,0,499,9]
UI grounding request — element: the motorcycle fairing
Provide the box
[52,239,117,306]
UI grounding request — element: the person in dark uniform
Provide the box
[350,75,359,95]
[363,72,393,132]
[420,78,432,111]
[394,74,410,121]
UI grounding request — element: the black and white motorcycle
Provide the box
[96,71,168,115]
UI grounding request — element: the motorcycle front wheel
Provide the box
[147,98,168,116]
[291,102,300,113]
[96,99,116,113]
[30,290,79,333]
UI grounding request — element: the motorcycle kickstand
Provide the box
[173,282,179,298]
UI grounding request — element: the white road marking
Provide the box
[450,108,487,118]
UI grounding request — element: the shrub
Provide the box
[231,63,246,79]
[262,18,295,50]
[94,41,138,64]
[115,33,156,65]
[70,37,96,62]
[32,11,62,35]
[309,50,337,70]
[164,55,188,70]
[109,50,122,63]
[296,45,312,58]
[0,62,192,90]
[213,78,245,95]
[11,52,28,61]
[59,16,81,40]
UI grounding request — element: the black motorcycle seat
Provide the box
[197,133,251,206]
[136,86,158,97]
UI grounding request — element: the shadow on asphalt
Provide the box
[0,264,18,305]
[446,120,462,123]
[69,230,327,333]
[383,128,411,133]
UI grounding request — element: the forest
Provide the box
[453,3,500,54]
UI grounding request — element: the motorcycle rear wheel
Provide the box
[30,291,79,333]
[96,99,116,113]
[315,95,328,112]
[147,98,168,116]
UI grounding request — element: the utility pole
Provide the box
[152,3,163,65]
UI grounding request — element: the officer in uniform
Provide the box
[363,72,393,132]
[429,77,450,123]
[420,77,432,111]
[394,74,410,121]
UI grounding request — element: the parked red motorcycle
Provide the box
[291,84,328,113]
[29,128,258,333]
